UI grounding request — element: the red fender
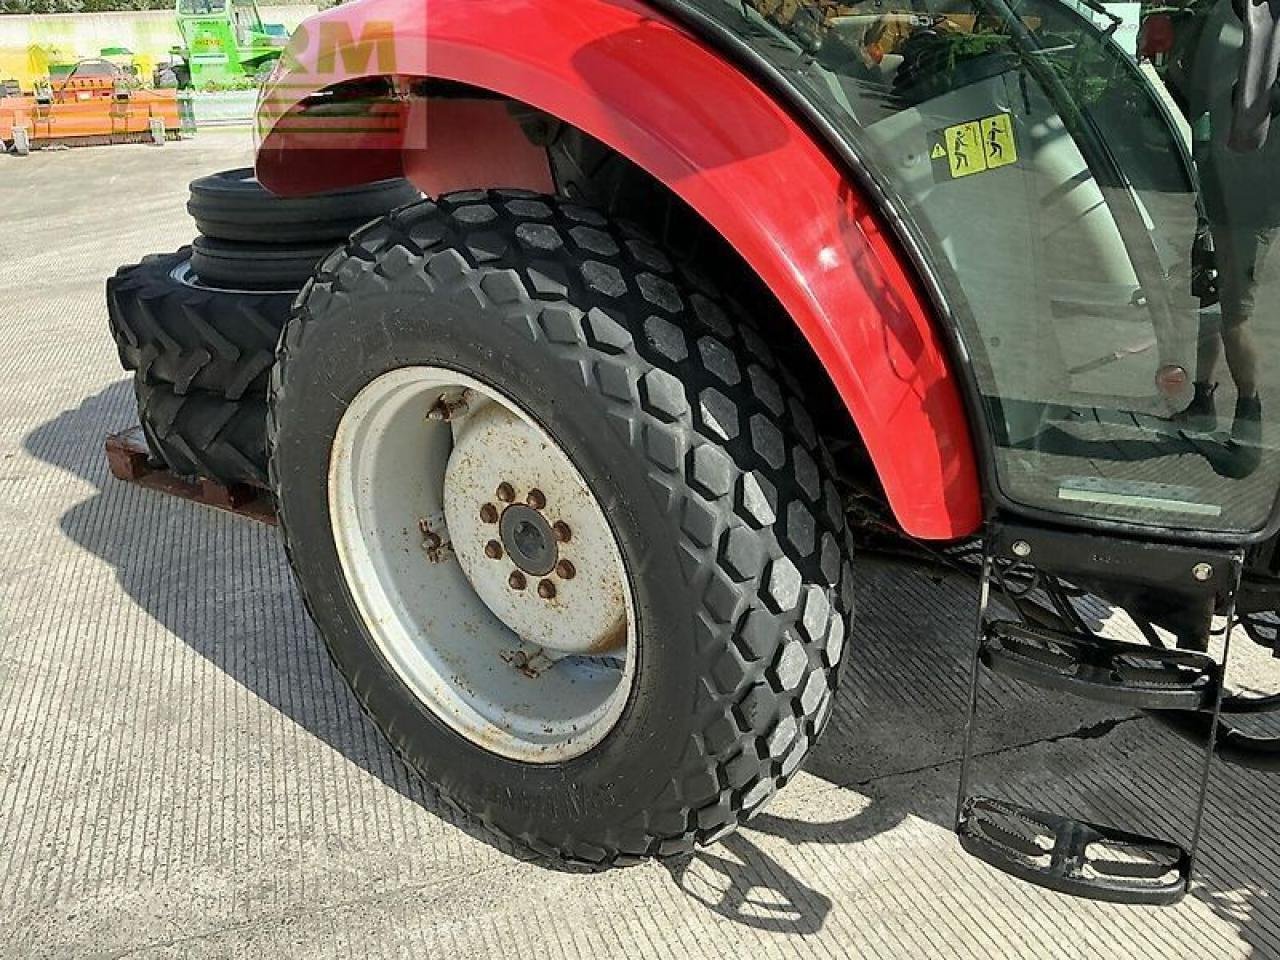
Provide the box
[256,0,983,540]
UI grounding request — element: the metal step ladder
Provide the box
[955,523,1243,905]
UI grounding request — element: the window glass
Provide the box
[688,0,1280,533]
[178,0,224,16]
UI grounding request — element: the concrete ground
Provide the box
[2,135,1279,960]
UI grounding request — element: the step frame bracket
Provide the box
[955,524,1244,904]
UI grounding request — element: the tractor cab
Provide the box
[709,0,1278,540]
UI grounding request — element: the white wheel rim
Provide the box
[328,367,637,763]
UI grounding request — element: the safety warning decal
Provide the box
[931,112,1017,179]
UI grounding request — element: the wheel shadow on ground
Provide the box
[23,380,536,864]
[26,382,1280,955]
[662,558,1280,955]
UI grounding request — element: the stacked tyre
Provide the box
[107,169,419,485]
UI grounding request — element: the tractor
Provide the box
[107,0,1280,905]
[160,0,288,89]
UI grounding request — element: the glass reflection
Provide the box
[691,0,1280,533]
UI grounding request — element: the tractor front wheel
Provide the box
[268,192,854,866]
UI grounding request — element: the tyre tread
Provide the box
[136,377,269,487]
[269,192,856,869]
[107,250,293,401]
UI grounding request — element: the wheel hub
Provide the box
[499,504,557,576]
[443,398,627,657]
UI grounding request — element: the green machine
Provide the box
[166,0,288,88]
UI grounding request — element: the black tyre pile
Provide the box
[106,169,418,486]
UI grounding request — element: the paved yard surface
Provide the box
[2,137,1279,959]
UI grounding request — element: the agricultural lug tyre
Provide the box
[187,167,420,244]
[190,235,336,291]
[135,377,269,487]
[107,249,294,400]
[268,192,855,866]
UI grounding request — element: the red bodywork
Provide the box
[256,0,983,540]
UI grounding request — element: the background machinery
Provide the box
[1,57,180,152]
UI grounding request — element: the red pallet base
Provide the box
[105,426,276,526]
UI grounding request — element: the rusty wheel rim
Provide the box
[328,367,636,762]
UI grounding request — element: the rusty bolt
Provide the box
[484,540,504,560]
[552,521,572,543]
[537,579,557,599]
[527,488,546,510]
[480,503,499,524]
[508,570,527,591]
[496,482,515,503]
[427,392,470,421]
[555,559,576,580]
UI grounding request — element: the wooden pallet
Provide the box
[105,426,276,526]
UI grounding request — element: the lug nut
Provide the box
[496,482,515,503]
[555,559,576,580]
[552,521,572,543]
[527,488,546,510]
[484,540,504,560]
[480,503,499,524]
[508,570,527,590]
[537,579,557,599]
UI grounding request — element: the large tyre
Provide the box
[269,192,855,866]
[135,377,269,487]
[190,235,335,291]
[107,249,295,400]
[187,168,420,244]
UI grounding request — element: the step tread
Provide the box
[958,796,1189,905]
[982,620,1216,710]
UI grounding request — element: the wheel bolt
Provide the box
[527,488,546,510]
[537,579,557,599]
[508,570,527,590]
[497,482,515,503]
[484,540,503,560]
[480,503,499,524]
[552,521,572,543]
[555,559,576,580]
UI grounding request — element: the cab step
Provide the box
[958,796,1190,905]
[982,620,1217,710]
[954,525,1244,905]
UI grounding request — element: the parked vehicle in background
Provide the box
[160,0,287,89]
